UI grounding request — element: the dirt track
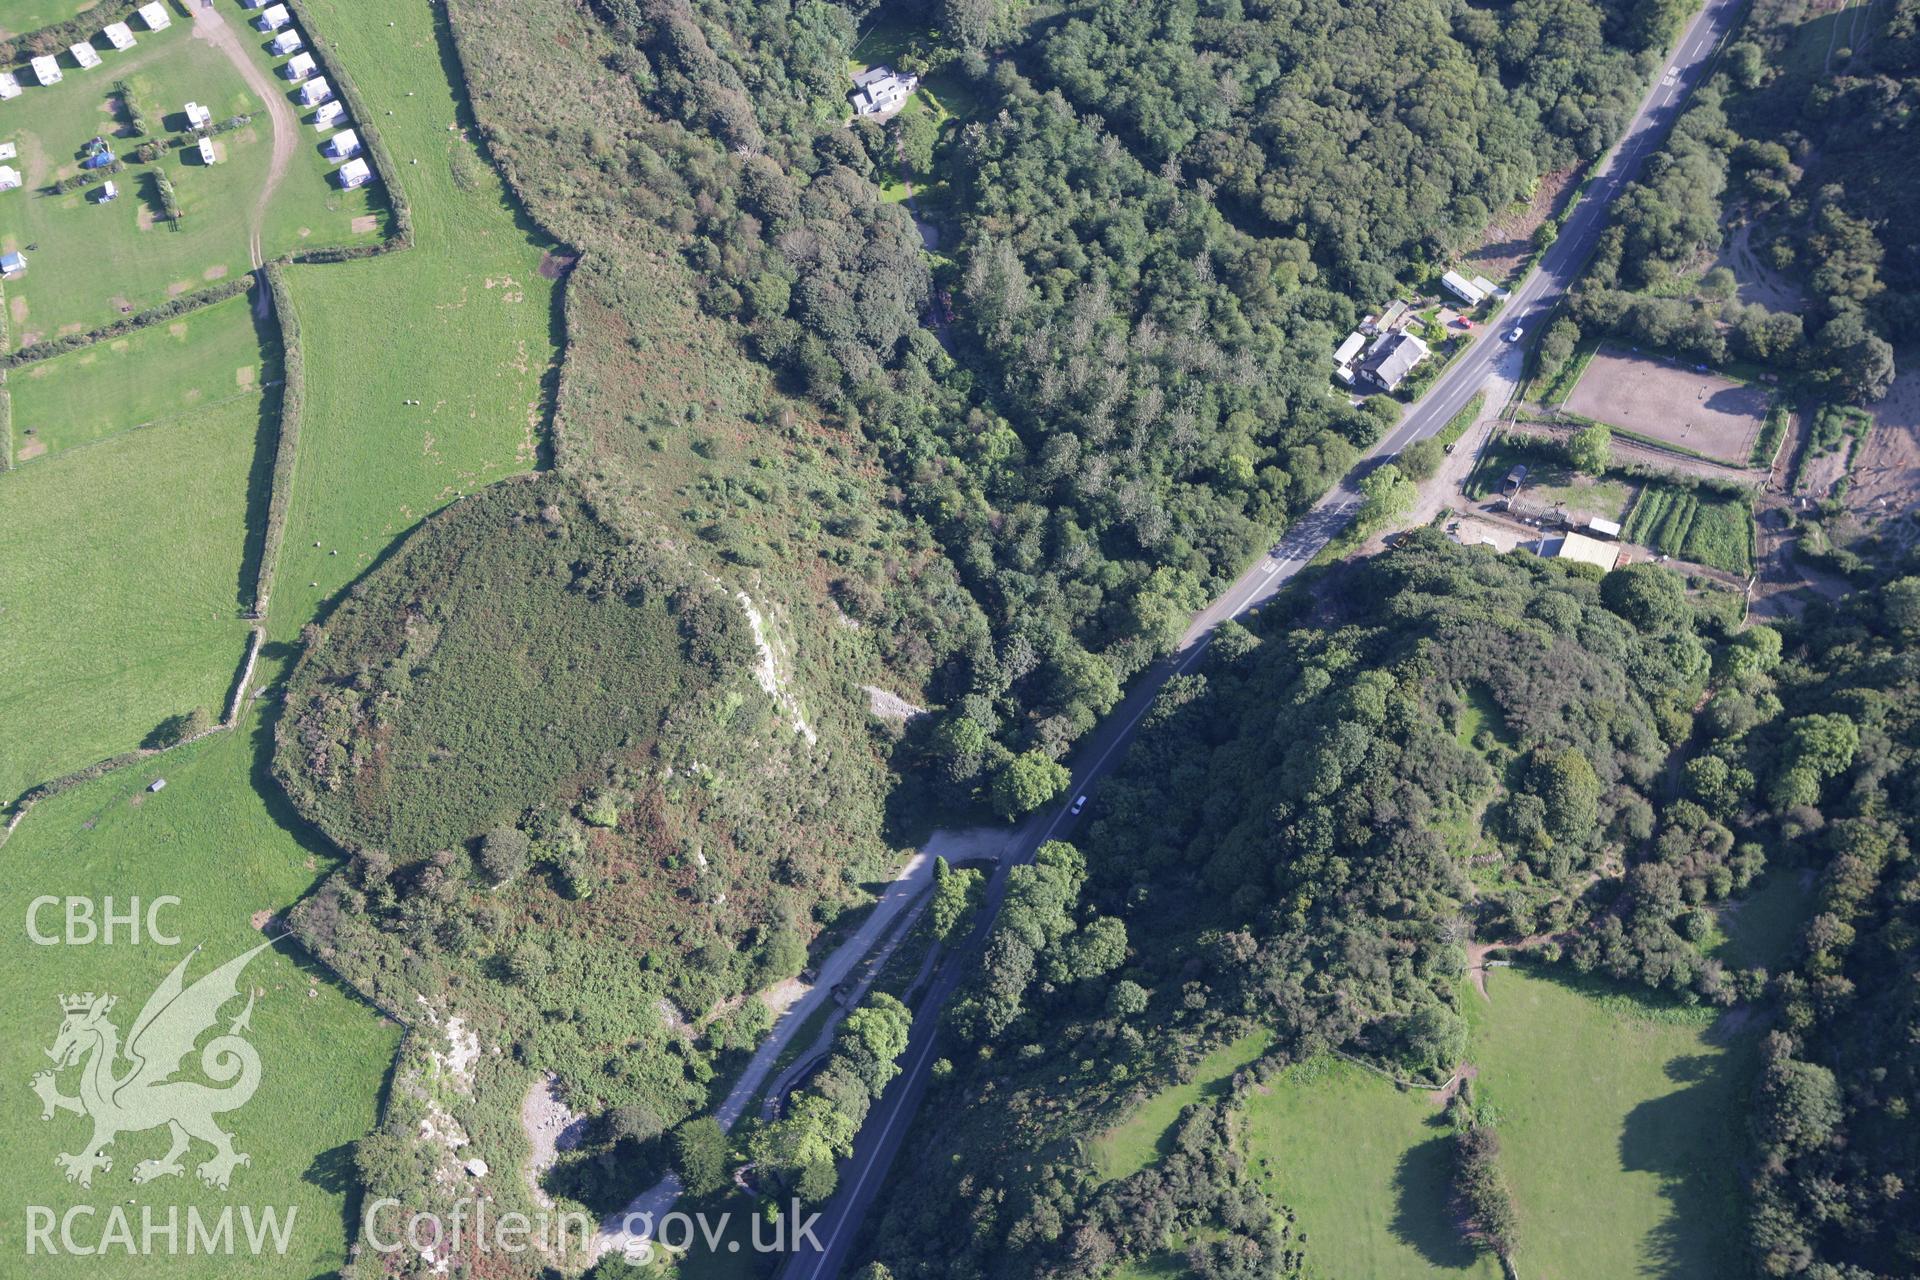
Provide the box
[191,3,295,278]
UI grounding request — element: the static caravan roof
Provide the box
[284,52,316,79]
[1585,517,1623,539]
[137,1,170,29]
[297,77,331,105]
[1333,331,1367,366]
[268,29,303,54]
[31,55,62,84]
[256,5,291,30]
[0,166,20,190]
[325,128,360,157]
[336,156,372,187]
[185,100,212,127]
[311,100,345,129]
[0,72,19,99]
[198,136,216,163]
[1,251,25,272]
[70,42,103,69]
[103,21,136,50]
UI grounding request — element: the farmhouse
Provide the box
[69,42,103,70]
[137,1,170,30]
[197,136,216,164]
[184,100,212,129]
[2,251,26,277]
[297,77,332,107]
[335,156,373,189]
[323,128,360,160]
[1358,331,1430,393]
[0,165,19,191]
[255,4,292,31]
[1441,270,1486,306]
[283,52,317,80]
[0,73,18,100]
[1549,531,1621,571]
[311,99,344,130]
[267,29,303,56]
[1332,330,1367,385]
[103,21,136,51]
[851,66,917,116]
[31,55,62,84]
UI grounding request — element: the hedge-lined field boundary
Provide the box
[251,264,304,618]
[0,0,146,65]
[1,277,255,368]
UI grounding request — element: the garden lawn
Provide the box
[0,14,375,350]
[0,713,399,1279]
[267,0,557,639]
[1462,967,1752,1278]
[0,377,265,802]
[1093,1030,1271,1183]
[8,289,267,461]
[1242,1057,1503,1280]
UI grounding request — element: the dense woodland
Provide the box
[1545,0,1916,401]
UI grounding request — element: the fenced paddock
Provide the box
[1564,343,1769,466]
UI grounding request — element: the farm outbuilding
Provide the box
[103,21,136,51]
[184,100,212,129]
[2,251,27,276]
[197,136,216,164]
[1441,270,1486,306]
[323,128,360,159]
[335,156,373,189]
[69,42,103,70]
[255,5,291,31]
[283,52,316,80]
[31,55,62,84]
[268,29,303,55]
[1549,532,1622,572]
[0,72,18,100]
[296,76,331,107]
[311,99,344,129]
[0,166,19,191]
[137,1,170,29]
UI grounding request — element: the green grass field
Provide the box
[9,287,267,461]
[0,294,271,802]
[266,0,557,638]
[1460,969,1751,1278]
[1093,1031,1272,1183]
[0,711,398,1278]
[0,12,378,349]
[1115,969,1752,1279]
[0,0,96,38]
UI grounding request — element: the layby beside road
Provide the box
[769,2,1750,1271]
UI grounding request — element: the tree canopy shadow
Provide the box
[1391,1133,1481,1270]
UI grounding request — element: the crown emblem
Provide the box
[60,993,109,1014]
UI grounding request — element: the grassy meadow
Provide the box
[0,711,398,1278]
[0,10,377,349]
[1106,968,1753,1279]
[8,286,267,460]
[0,293,271,802]
[0,0,95,38]
[267,0,557,639]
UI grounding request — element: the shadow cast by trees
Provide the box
[1391,1134,1483,1270]
[1620,1049,1748,1278]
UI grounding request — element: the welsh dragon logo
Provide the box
[30,941,270,1191]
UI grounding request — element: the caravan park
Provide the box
[0,0,380,347]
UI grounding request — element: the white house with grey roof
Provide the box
[1358,331,1430,393]
[850,66,917,116]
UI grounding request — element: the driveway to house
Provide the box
[776,1,1750,1275]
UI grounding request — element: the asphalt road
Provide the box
[776,4,1743,1274]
